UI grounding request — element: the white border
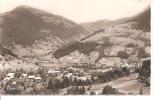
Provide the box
[1,1,153,100]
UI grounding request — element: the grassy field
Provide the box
[59,74,150,95]
[88,74,150,95]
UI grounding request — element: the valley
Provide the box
[0,6,151,95]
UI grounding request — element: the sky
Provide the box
[0,0,150,23]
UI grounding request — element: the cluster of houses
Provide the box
[47,68,89,81]
[0,53,147,94]
[2,72,42,81]
[0,66,90,94]
[1,60,142,82]
[1,62,139,81]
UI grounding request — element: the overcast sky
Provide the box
[0,0,150,23]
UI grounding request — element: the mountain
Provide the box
[0,6,88,45]
[80,18,129,32]
[0,5,150,67]
[54,7,150,66]
[81,7,150,32]
[128,7,150,32]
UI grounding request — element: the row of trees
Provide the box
[66,85,122,95]
[53,41,98,58]
[100,85,121,95]
[47,77,92,91]
[66,86,86,95]
[93,67,130,84]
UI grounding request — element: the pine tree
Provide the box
[90,91,96,95]
[139,87,143,95]
[47,79,52,89]
[81,86,86,94]
[102,85,118,95]
[91,75,95,83]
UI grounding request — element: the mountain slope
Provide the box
[80,18,129,32]
[81,7,150,32]
[54,7,150,66]
[128,7,150,32]
[0,6,88,45]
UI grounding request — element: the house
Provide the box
[101,68,110,73]
[27,75,35,80]
[6,82,20,94]
[12,81,16,85]
[4,77,11,81]
[66,73,73,78]
[21,74,27,78]
[74,72,79,76]
[6,73,15,79]
[48,69,55,74]
[77,76,87,81]
[34,77,41,80]
[63,71,68,74]
[120,63,129,68]
[48,69,61,76]
[34,76,42,83]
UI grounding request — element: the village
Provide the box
[0,53,146,95]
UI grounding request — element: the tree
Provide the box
[139,87,143,95]
[36,68,45,77]
[117,51,129,59]
[90,91,96,95]
[66,86,80,95]
[126,43,136,47]
[63,77,70,87]
[27,71,35,75]
[91,75,95,83]
[102,85,118,95]
[122,67,130,76]
[47,79,53,89]
[138,59,150,86]
[137,47,149,59]
[15,69,22,78]
[72,77,78,86]
[80,86,86,94]
[102,37,112,47]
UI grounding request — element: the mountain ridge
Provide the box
[81,7,150,32]
[0,5,88,45]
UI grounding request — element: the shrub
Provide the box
[67,86,86,95]
[117,51,129,59]
[90,91,96,95]
[122,67,130,76]
[101,85,118,95]
[126,43,136,47]
[137,48,150,59]
[138,59,151,86]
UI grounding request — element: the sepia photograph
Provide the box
[0,0,151,95]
